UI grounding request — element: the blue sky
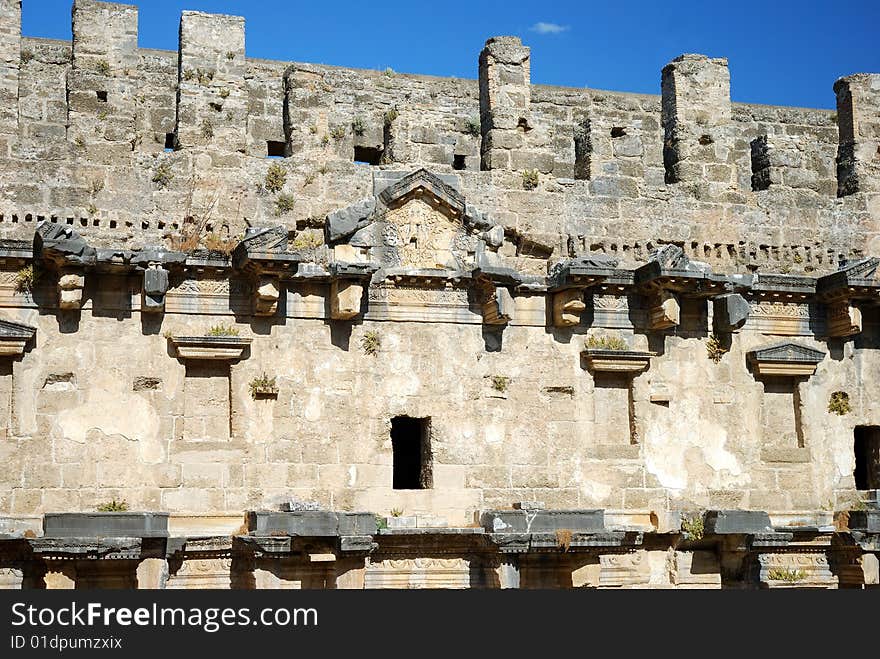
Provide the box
[22,0,880,109]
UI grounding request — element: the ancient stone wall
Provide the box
[0,0,878,589]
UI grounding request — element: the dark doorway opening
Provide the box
[391,416,432,489]
[854,426,880,490]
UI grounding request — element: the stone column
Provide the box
[834,73,880,196]
[0,0,20,138]
[69,1,138,157]
[176,11,247,151]
[479,36,531,171]
[136,558,169,589]
[661,54,736,193]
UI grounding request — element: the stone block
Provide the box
[330,280,363,320]
[43,512,170,538]
[481,509,604,533]
[703,510,772,534]
[713,293,749,332]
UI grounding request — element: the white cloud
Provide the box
[530,22,569,35]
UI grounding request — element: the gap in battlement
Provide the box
[354,145,382,166]
[266,140,285,158]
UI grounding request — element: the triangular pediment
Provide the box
[325,169,503,275]
[377,168,466,220]
[747,342,825,364]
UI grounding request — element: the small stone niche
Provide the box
[747,342,824,457]
[582,348,654,446]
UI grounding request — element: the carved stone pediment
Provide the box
[747,342,825,377]
[0,319,36,356]
[325,168,503,279]
[378,168,465,218]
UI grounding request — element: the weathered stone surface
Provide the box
[43,512,169,538]
[704,510,772,534]
[481,509,605,533]
[713,293,750,332]
[0,3,875,591]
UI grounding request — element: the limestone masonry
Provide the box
[0,0,878,589]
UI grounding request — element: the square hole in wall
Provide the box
[453,154,466,170]
[391,416,432,489]
[266,140,286,158]
[610,126,627,138]
[354,145,382,166]
[96,90,107,102]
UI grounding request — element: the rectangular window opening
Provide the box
[854,426,880,490]
[164,133,175,151]
[391,416,432,489]
[354,145,383,166]
[96,90,107,103]
[452,154,466,170]
[266,140,286,158]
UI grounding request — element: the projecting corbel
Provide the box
[328,262,378,321]
[648,289,680,330]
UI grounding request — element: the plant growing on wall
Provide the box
[522,169,539,190]
[767,568,806,582]
[330,124,346,140]
[351,117,366,136]
[465,117,481,136]
[361,330,380,356]
[204,232,238,254]
[828,391,851,415]
[383,108,399,126]
[490,375,510,393]
[96,499,128,512]
[248,373,278,399]
[706,334,727,363]
[206,323,240,337]
[585,334,628,351]
[274,193,296,216]
[291,232,323,250]
[152,161,174,189]
[555,529,573,551]
[264,162,287,193]
[390,508,403,517]
[680,513,704,541]
[14,265,39,294]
